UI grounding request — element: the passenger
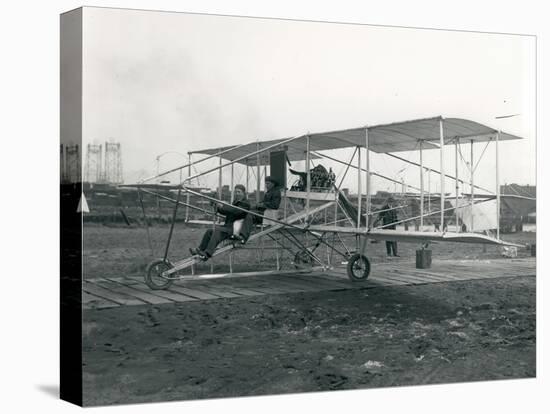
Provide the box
[373,196,400,257]
[189,184,250,261]
[237,176,282,243]
[258,176,282,214]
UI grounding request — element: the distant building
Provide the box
[500,184,536,198]
[499,184,536,231]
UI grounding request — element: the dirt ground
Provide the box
[81,226,536,406]
[82,276,535,406]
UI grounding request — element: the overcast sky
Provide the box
[81,7,536,194]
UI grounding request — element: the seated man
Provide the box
[236,176,282,242]
[257,176,282,216]
[189,184,250,260]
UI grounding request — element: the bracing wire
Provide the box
[392,140,421,188]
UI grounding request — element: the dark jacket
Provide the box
[217,198,251,226]
[258,187,281,211]
[378,204,398,229]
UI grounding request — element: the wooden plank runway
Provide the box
[83,258,536,310]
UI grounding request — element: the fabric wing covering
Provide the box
[450,198,498,232]
[190,116,522,166]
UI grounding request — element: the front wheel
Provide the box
[145,259,175,290]
[346,253,371,282]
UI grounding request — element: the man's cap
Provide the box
[234,184,246,193]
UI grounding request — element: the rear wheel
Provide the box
[145,259,175,290]
[346,253,370,282]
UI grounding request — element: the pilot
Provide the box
[189,184,250,260]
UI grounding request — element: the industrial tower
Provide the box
[85,143,102,183]
[104,142,123,184]
[60,144,81,183]
[83,141,124,184]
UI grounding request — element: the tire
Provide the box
[145,259,175,290]
[346,253,371,282]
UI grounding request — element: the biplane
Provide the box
[123,116,528,290]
